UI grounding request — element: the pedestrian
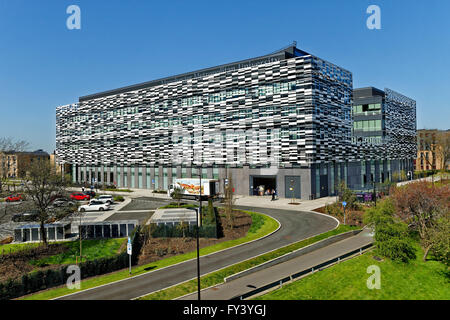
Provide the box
[271,189,276,201]
[81,187,85,193]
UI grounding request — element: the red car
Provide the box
[5,194,23,202]
[70,192,90,201]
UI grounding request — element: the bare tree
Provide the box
[171,186,183,208]
[0,137,29,153]
[21,160,68,246]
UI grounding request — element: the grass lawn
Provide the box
[0,242,42,254]
[20,210,279,300]
[138,224,358,300]
[29,238,126,266]
[254,244,450,300]
[1,239,126,262]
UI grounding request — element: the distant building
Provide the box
[0,149,50,179]
[415,129,450,171]
[50,151,71,176]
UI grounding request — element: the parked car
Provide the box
[70,192,90,201]
[93,195,114,205]
[83,190,96,198]
[5,194,23,202]
[78,200,110,212]
[12,210,39,222]
[52,198,76,207]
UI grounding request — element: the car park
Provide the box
[70,192,90,201]
[78,200,110,212]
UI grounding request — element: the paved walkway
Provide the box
[178,228,374,300]
[80,187,337,213]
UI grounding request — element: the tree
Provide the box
[390,181,450,261]
[224,174,235,231]
[21,160,68,246]
[364,198,416,263]
[171,186,183,208]
[337,181,358,210]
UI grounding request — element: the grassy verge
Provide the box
[1,239,126,260]
[29,238,126,266]
[0,242,42,254]
[20,210,278,300]
[254,243,450,300]
[138,224,358,300]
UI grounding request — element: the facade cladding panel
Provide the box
[55,46,416,199]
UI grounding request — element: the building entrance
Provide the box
[250,176,277,196]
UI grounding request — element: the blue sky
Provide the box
[0,0,449,153]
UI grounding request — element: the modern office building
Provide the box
[56,45,416,199]
[348,87,417,189]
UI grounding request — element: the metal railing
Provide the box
[230,243,374,300]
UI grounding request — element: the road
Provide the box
[57,205,338,300]
[178,228,374,300]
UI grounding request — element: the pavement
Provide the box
[177,228,374,300]
[56,205,338,300]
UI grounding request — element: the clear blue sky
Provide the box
[0,0,449,153]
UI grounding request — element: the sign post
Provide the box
[127,237,132,275]
[342,201,347,225]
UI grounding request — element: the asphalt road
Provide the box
[57,205,338,300]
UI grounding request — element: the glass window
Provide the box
[138,168,143,189]
[146,168,151,189]
[123,168,128,188]
[131,168,135,188]
[163,168,168,190]
[213,167,219,179]
[154,167,159,190]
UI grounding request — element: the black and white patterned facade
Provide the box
[55,46,416,198]
[56,49,353,168]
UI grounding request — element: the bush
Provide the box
[365,198,416,263]
[375,220,416,263]
[324,203,342,218]
[377,238,417,263]
[113,195,124,202]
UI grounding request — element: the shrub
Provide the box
[375,220,416,263]
[324,203,342,218]
[113,195,124,202]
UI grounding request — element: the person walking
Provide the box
[271,189,276,201]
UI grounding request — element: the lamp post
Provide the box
[193,147,201,301]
